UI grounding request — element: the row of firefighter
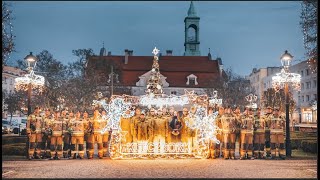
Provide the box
[27,104,286,159]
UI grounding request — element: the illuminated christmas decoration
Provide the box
[245,93,258,109]
[92,47,222,159]
[145,47,163,97]
[14,70,45,93]
[272,68,301,92]
[208,90,222,107]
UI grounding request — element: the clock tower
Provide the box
[184,1,201,56]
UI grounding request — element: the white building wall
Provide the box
[290,60,317,124]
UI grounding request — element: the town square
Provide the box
[2,1,317,179]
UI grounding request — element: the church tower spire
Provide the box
[100,41,106,56]
[184,1,201,56]
[188,1,197,17]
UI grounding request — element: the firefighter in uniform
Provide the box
[42,109,53,158]
[263,106,273,159]
[88,109,103,159]
[100,110,110,157]
[82,111,90,158]
[131,107,141,143]
[253,108,265,159]
[69,110,85,159]
[165,107,174,144]
[207,107,216,159]
[120,109,133,145]
[233,106,242,157]
[270,107,286,159]
[50,110,65,159]
[135,110,149,154]
[221,107,237,159]
[26,106,44,159]
[181,107,196,155]
[240,107,255,160]
[61,109,71,158]
[146,108,156,153]
[153,108,168,155]
[214,106,224,158]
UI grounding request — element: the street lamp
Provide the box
[107,65,119,97]
[15,52,45,116]
[272,50,301,157]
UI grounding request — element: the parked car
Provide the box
[2,126,10,134]
[2,119,12,134]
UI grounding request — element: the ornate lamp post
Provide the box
[107,65,119,97]
[272,50,301,157]
[15,52,45,116]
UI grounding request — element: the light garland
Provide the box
[14,70,45,93]
[272,68,301,92]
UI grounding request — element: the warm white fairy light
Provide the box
[14,70,45,93]
[139,94,189,108]
[272,68,301,92]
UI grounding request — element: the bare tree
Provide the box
[2,2,15,69]
[261,88,296,117]
[205,67,251,109]
[300,0,318,73]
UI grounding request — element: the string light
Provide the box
[272,68,301,92]
[14,70,45,93]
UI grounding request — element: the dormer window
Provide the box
[186,74,198,86]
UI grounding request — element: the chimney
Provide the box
[124,49,129,64]
[217,57,223,77]
[107,51,111,56]
[166,50,173,56]
[128,50,133,56]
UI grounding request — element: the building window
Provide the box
[306,69,309,76]
[171,91,177,95]
[314,94,317,101]
[298,96,300,103]
[306,81,311,89]
[186,74,198,86]
[302,96,304,102]
[313,80,317,88]
[306,95,310,102]
[303,113,312,123]
[301,83,304,90]
[301,70,304,77]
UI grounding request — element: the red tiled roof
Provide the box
[87,55,222,88]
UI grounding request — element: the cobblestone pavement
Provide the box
[2,158,317,179]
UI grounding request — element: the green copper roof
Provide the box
[187,1,197,17]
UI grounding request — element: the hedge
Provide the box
[2,143,26,156]
[2,136,28,145]
[300,140,318,154]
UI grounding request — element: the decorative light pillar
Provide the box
[272,50,301,157]
[15,52,45,116]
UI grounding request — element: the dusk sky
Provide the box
[8,1,305,76]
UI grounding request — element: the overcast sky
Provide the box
[8,1,305,76]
